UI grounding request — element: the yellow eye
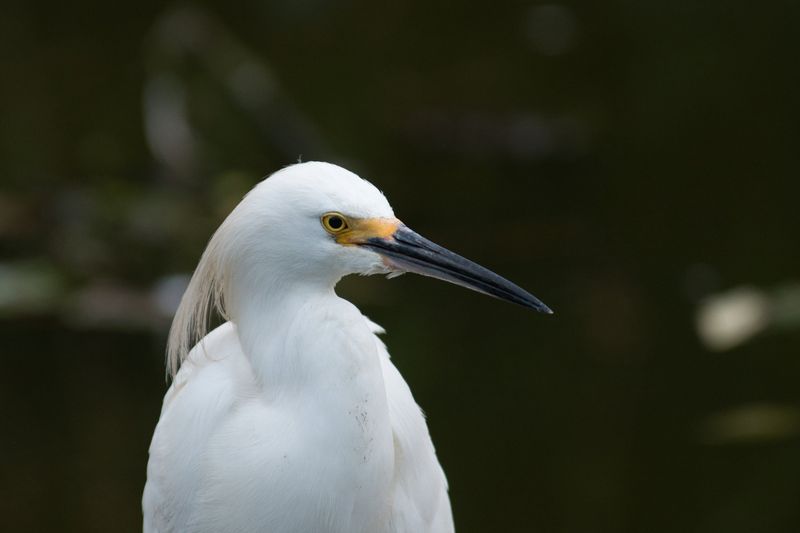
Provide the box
[321,213,349,234]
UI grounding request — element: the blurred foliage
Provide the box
[1,1,799,532]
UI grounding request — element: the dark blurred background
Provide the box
[2,1,799,531]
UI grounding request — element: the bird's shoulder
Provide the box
[160,322,251,410]
[144,322,252,531]
[367,322,455,532]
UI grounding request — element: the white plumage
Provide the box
[143,162,549,533]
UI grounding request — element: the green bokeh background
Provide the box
[2,1,799,531]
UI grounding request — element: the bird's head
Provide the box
[224,161,551,312]
[168,161,550,375]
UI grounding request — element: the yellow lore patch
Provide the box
[335,217,401,245]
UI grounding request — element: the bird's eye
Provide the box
[321,213,349,233]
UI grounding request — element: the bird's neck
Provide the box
[229,276,327,382]
[227,267,387,403]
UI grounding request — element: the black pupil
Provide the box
[328,216,343,230]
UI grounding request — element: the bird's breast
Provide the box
[195,378,395,532]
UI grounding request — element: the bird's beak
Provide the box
[343,218,552,313]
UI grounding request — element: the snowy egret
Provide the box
[143,162,551,533]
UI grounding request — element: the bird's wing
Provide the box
[143,322,249,533]
[367,319,455,533]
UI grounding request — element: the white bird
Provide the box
[143,162,551,533]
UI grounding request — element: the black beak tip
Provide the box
[527,299,554,315]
